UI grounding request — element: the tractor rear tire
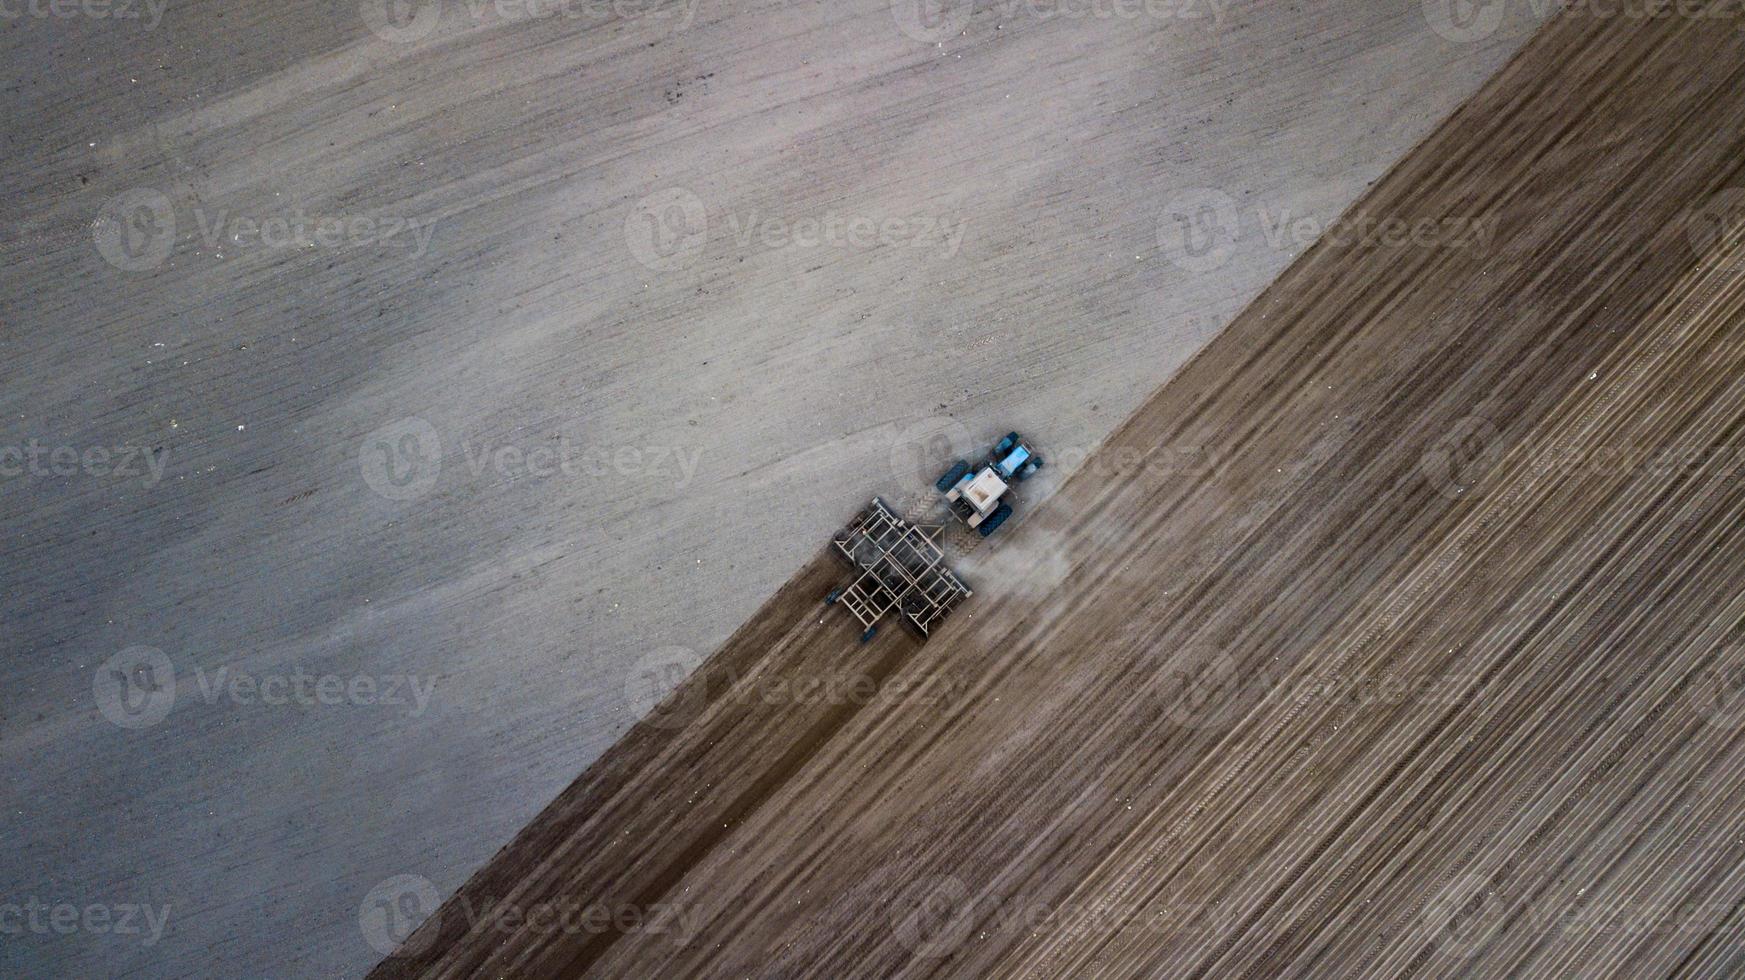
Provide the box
[978,502,1013,537]
[936,460,971,493]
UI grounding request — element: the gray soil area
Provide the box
[0,1,1540,976]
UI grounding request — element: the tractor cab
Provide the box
[936,432,1043,537]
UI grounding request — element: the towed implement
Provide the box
[824,498,973,643]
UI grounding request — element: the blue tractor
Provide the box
[935,432,1043,537]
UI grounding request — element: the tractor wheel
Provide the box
[978,502,1013,537]
[935,460,971,493]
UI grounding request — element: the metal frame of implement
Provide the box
[826,498,972,642]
